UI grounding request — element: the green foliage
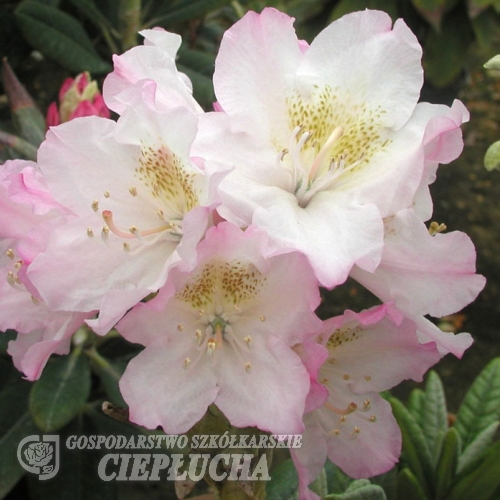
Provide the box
[389,362,500,500]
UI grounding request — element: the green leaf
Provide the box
[407,388,426,428]
[148,0,233,26]
[266,458,298,500]
[390,398,434,498]
[396,468,428,500]
[458,422,499,474]
[324,459,355,494]
[14,1,111,74]
[454,358,500,448]
[484,141,500,172]
[177,48,216,77]
[177,63,215,108]
[0,381,38,498]
[421,371,448,465]
[29,352,91,432]
[435,427,460,499]
[329,0,399,22]
[27,414,117,500]
[446,439,500,500]
[422,7,473,87]
[325,479,387,500]
[310,468,328,498]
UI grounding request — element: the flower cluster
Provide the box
[0,8,485,497]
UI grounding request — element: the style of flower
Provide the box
[194,8,473,290]
[116,222,323,435]
[28,93,220,334]
[46,72,110,128]
[292,305,440,499]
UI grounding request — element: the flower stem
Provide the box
[120,0,142,52]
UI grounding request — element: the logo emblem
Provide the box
[17,435,60,480]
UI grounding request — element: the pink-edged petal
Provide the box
[119,336,218,433]
[214,7,302,139]
[215,334,309,434]
[350,210,486,318]
[415,316,473,358]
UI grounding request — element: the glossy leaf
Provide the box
[29,352,91,432]
[435,427,460,499]
[0,381,38,498]
[454,358,500,448]
[14,1,111,74]
[148,0,233,27]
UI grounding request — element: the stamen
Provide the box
[129,186,137,196]
[6,248,14,259]
[184,358,191,369]
[101,210,173,239]
[351,426,361,437]
[207,338,217,356]
[91,199,99,211]
[157,210,165,220]
[363,399,371,411]
[123,242,130,252]
[195,329,203,345]
[102,226,110,238]
[369,415,377,422]
[429,221,447,235]
[104,191,110,198]
[343,374,350,380]
[177,324,184,331]
[31,295,41,305]
[244,362,252,372]
[244,335,252,347]
[87,227,94,237]
[14,260,22,270]
[259,316,266,322]
[364,375,372,381]
[330,429,341,436]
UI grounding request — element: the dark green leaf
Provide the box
[0,331,17,355]
[27,414,117,500]
[266,458,298,500]
[29,353,91,432]
[324,460,354,494]
[15,1,111,74]
[0,381,38,498]
[390,398,434,498]
[407,388,426,428]
[454,358,500,448]
[422,371,448,465]
[396,468,428,500]
[446,439,500,500]
[435,427,460,499]
[177,63,215,108]
[148,0,233,26]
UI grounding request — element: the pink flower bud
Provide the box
[46,71,110,128]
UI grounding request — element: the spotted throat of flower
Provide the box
[86,143,201,252]
[175,260,268,373]
[278,87,391,208]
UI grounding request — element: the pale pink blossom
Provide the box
[117,222,323,434]
[194,8,471,289]
[0,160,93,380]
[29,93,221,334]
[350,209,485,357]
[292,305,440,496]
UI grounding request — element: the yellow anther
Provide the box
[91,199,99,211]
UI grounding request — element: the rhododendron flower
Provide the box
[103,28,201,115]
[350,209,486,357]
[46,72,110,128]
[28,94,221,334]
[0,160,93,379]
[116,222,323,434]
[194,8,472,289]
[292,305,440,498]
